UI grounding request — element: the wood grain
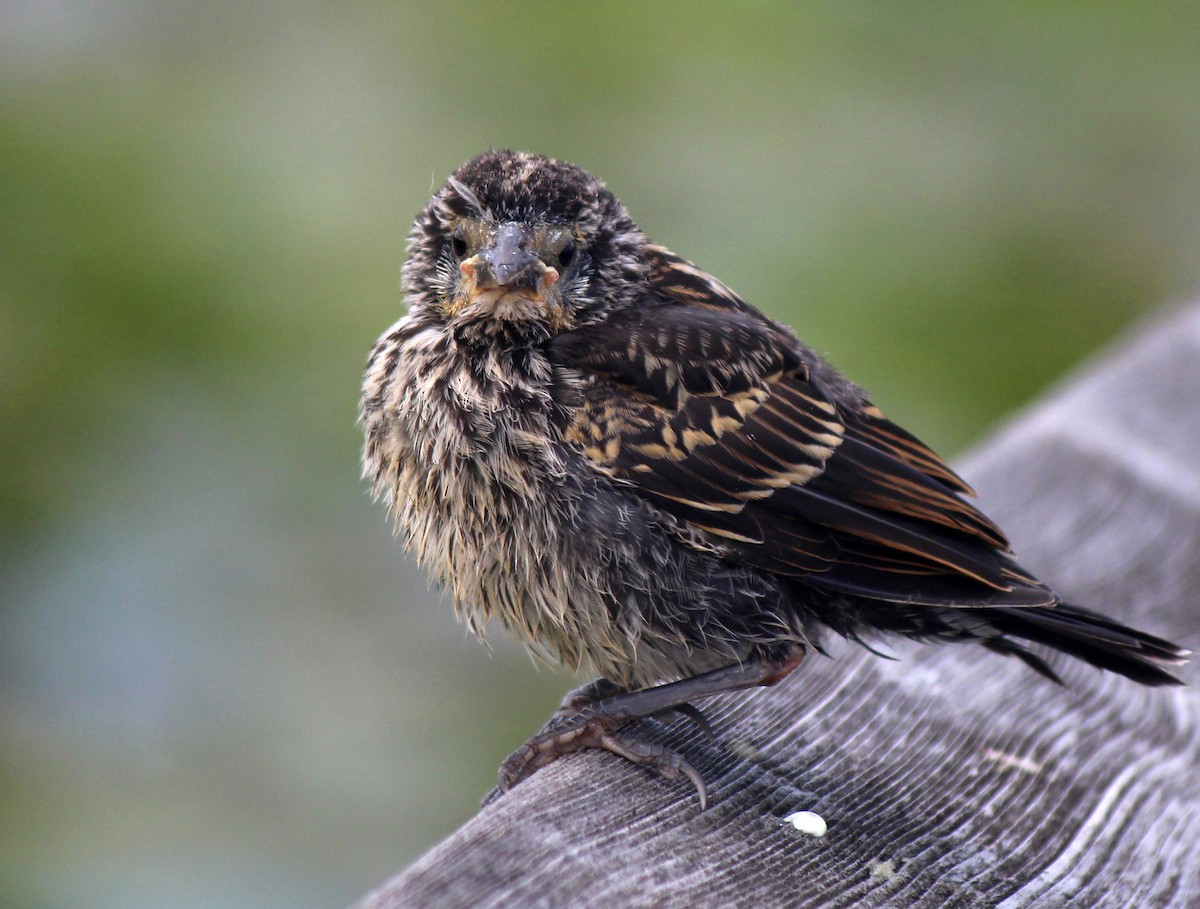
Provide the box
[358,304,1200,909]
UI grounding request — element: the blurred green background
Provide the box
[3,3,1198,907]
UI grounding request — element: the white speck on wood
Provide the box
[984,749,1043,775]
[784,810,827,838]
[728,738,764,762]
[869,859,897,880]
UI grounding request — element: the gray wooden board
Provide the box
[358,304,1200,909]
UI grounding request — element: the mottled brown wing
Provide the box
[549,249,1054,607]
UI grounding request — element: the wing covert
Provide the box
[549,248,1054,608]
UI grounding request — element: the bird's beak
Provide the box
[453,222,563,326]
[481,222,541,288]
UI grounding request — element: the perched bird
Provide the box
[361,149,1188,807]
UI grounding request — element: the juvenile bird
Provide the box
[361,150,1187,807]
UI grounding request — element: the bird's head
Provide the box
[402,150,648,343]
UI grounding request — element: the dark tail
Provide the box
[985,603,1189,687]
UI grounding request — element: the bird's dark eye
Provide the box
[558,239,577,268]
[450,228,469,259]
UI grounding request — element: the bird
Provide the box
[360,149,1188,808]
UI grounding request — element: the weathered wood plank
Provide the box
[358,304,1200,909]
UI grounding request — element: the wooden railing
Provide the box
[358,304,1200,909]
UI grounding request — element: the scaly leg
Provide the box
[493,646,805,810]
[551,677,716,739]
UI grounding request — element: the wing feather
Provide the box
[549,247,1055,608]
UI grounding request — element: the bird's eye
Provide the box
[450,228,469,259]
[558,239,577,268]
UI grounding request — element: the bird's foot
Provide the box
[494,706,710,809]
[481,647,806,810]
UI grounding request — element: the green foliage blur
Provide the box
[3,3,1198,907]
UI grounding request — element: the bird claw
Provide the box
[605,734,708,810]
[653,702,717,742]
[492,709,710,810]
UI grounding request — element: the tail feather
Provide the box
[981,636,1064,685]
[987,603,1189,687]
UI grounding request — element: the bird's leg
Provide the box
[551,678,626,720]
[492,645,806,810]
[551,677,716,741]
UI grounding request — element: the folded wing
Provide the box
[549,247,1055,608]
